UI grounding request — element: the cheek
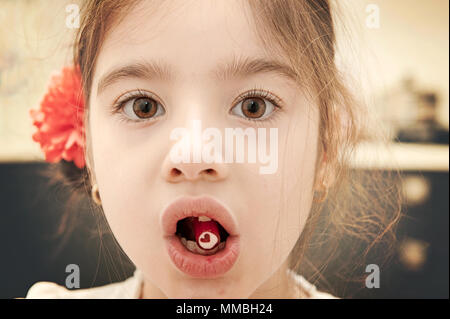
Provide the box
[90,105,168,210]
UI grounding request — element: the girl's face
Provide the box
[89,0,320,298]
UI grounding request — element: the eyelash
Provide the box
[110,86,284,124]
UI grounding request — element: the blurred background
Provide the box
[0,0,448,298]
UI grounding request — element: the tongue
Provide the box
[192,218,221,250]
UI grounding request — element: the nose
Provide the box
[162,159,229,183]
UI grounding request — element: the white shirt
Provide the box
[25,269,338,299]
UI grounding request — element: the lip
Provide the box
[161,195,240,278]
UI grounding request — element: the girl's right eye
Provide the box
[114,91,166,122]
[123,97,165,120]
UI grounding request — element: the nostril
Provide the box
[204,168,217,176]
[170,168,182,177]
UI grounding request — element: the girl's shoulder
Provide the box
[24,268,339,299]
[24,270,143,299]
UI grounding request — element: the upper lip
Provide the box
[160,195,239,238]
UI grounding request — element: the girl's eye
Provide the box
[121,96,165,120]
[230,96,276,120]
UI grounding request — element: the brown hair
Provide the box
[54,0,402,297]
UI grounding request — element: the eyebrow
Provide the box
[96,55,299,95]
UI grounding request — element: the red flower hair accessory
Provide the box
[30,66,86,169]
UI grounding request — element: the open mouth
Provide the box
[175,216,230,256]
[162,195,240,278]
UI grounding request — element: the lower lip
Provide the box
[165,235,240,278]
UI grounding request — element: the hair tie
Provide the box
[30,66,86,169]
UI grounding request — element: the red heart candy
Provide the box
[200,233,210,242]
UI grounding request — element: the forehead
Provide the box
[94,0,288,84]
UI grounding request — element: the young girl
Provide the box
[26,0,401,299]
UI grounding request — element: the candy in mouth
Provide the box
[175,216,229,255]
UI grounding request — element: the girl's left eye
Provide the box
[230,90,281,121]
